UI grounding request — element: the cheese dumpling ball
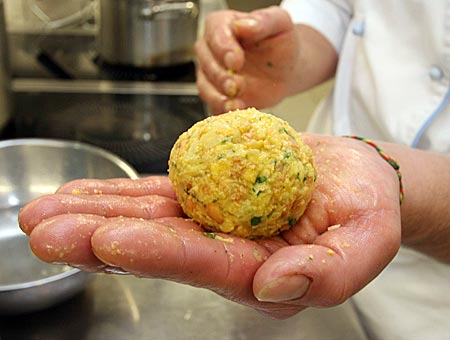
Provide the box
[168,108,317,239]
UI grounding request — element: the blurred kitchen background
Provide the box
[0,0,332,174]
[0,3,368,339]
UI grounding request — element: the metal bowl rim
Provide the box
[0,138,137,292]
[0,138,139,179]
[0,267,85,292]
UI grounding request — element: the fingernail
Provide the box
[256,275,311,302]
[224,52,236,70]
[224,78,238,97]
[233,18,259,28]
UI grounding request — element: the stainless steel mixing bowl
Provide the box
[0,138,139,314]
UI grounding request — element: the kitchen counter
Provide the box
[0,273,368,340]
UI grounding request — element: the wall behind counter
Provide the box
[268,80,334,132]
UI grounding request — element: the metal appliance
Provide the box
[98,0,199,67]
[3,0,209,174]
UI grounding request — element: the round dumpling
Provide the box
[168,108,316,239]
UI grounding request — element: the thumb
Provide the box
[253,244,347,306]
[233,6,294,45]
[202,7,292,71]
[253,222,400,306]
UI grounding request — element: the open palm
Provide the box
[19,134,401,319]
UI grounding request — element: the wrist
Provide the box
[378,142,450,262]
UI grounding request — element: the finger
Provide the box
[153,216,204,232]
[197,68,248,115]
[196,67,228,114]
[233,7,294,46]
[29,214,106,271]
[253,210,401,307]
[28,215,201,272]
[255,236,289,255]
[203,7,293,69]
[195,39,246,98]
[195,39,234,95]
[203,10,246,71]
[19,194,183,235]
[56,176,177,200]
[91,218,270,302]
[223,97,248,112]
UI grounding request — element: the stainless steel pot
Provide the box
[98,0,199,68]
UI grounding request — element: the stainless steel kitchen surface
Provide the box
[0,274,368,340]
[11,82,206,173]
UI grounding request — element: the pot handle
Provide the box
[140,1,198,20]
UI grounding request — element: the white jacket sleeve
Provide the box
[280,0,353,53]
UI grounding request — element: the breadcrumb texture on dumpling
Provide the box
[168,108,317,239]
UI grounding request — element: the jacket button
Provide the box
[429,65,444,81]
[352,22,365,36]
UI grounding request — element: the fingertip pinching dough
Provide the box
[168,108,317,239]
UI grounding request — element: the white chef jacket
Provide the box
[280,1,450,339]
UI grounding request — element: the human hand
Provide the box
[195,6,299,114]
[19,135,401,319]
